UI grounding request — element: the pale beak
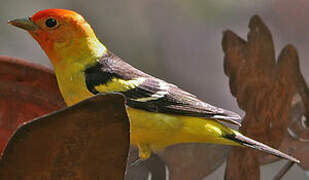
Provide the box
[8,17,38,31]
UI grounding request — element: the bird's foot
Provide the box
[137,144,151,160]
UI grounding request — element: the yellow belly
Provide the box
[127,107,236,159]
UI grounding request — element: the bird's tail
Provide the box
[224,130,300,163]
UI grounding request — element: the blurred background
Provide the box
[0,0,308,179]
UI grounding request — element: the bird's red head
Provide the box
[9,9,101,65]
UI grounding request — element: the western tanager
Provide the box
[8,9,299,163]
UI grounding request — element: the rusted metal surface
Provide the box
[0,93,130,180]
[222,15,308,179]
[0,56,65,154]
[264,93,309,171]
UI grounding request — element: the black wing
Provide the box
[85,52,242,126]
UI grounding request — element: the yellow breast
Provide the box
[54,62,93,106]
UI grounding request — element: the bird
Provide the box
[8,9,299,163]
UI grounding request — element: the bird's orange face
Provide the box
[30,9,87,50]
[9,9,99,64]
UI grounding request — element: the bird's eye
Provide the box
[45,18,57,28]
